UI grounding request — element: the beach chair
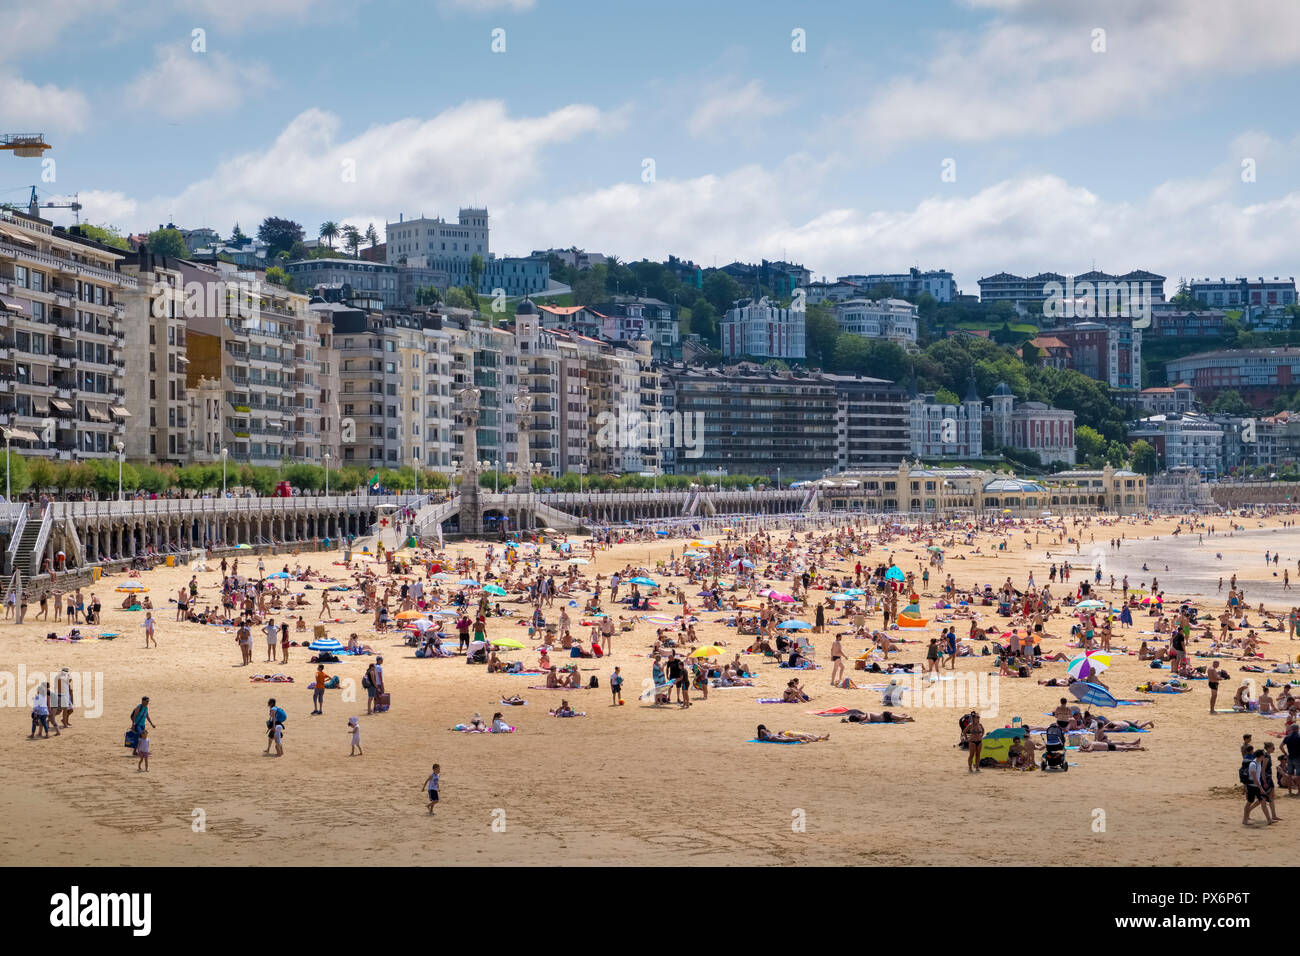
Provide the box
[313,624,328,641]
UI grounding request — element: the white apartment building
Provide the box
[0,210,130,461]
[832,298,918,347]
[720,295,805,361]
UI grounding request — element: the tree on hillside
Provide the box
[145,227,188,258]
[1209,389,1251,416]
[365,223,380,252]
[468,253,485,293]
[257,217,305,258]
[229,223,249,244]
[81,224,130,251]
[319,221,340,249]
[342,225,362,258]
[1131,439,1159,475]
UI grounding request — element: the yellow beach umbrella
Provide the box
[489,637,525,650]
[395,610,427,620]
[690,645,725,657]
[115,583,148,593]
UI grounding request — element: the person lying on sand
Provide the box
[839,709,915,723]
[757,724,828,743]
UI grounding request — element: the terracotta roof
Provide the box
[1029,336,1068,349]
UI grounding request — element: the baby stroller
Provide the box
[1041,724,1069,772]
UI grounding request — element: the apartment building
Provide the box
[836,268,956,303]
[183,271,317,466]
[665,364,837,479]
[1189,276,1296,310]
[832,298,919,347]
[0,209,130,460]
[719,295,806,361]
[118,251,194,464]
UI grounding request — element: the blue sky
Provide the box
[3,0,1299,294]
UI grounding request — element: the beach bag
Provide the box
[374,693,391,712]
[361,672,371,689]
[124,729,139,749]
[274,707,287,725]
[1239,758,1253,785]
[588,675,599,689]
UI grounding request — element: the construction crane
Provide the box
[0,133,50,157]
[0,186,82,224]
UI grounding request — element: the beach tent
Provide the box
[980,726,1028,764]
[483,584,508,596]
[897,601,928,627]
[885,566,905,582]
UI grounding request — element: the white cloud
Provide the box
[79,100,607,237]
[686,79,792,138]
[0,74,91,132]
[496,160,1300,296]
[126,47,273,120]
[862,0,1300,146]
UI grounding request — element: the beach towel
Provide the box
[808,707,851,716]
[756,698,799,704]
[748,737,803,744]
[548,711,586,717]
[499,699,528,706]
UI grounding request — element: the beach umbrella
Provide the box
[236,543,251,549]
[309,637,344,652]
[483,584,508,596]
[1075,599,1106,610]
[455,578,480,587]
[489,637,525,650]
[885,566,905,581]
[1067,652,1112,680]
[689,540,713,547]
[567,557,590,565]
[827,593,853,601]
[655,530,669,536]
[683,550,706,558]
[114,583,148,593]
[629,576,657,587]
[642,614,679,625]
[778,620,812,629]
[395,610,427,620]
[927,545,943,552]
[737,600,764,610]
[542,528,558,534]
[267,571,291,579]
[730,559,756,569]
[690,645,726,657]
[769,591,794,603]
[1070,681,1118,708]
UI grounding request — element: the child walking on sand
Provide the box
[423,763,441,814]
[347,717,362,755]
[143,611,156,648]
[135,726,150,771]
[611,666,624,705]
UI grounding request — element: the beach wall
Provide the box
[1209,482,1300,507]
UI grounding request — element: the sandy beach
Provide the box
[2,512,1298,867]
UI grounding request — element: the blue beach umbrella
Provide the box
[309,638,344,652]
[778,620,812,630]
[1070,682,1118,709]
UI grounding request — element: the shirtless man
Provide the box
[1206,661,1228,713]
[829,635,846,686]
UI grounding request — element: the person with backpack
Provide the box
[130,696,155,739]
[363,663,378,715]
[265,698,287,737]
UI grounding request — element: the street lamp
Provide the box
[413,456,420,498]
[777,466,781,491]
[221,447,228,498]
[115,440,125,501]
[323,452,330,498]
